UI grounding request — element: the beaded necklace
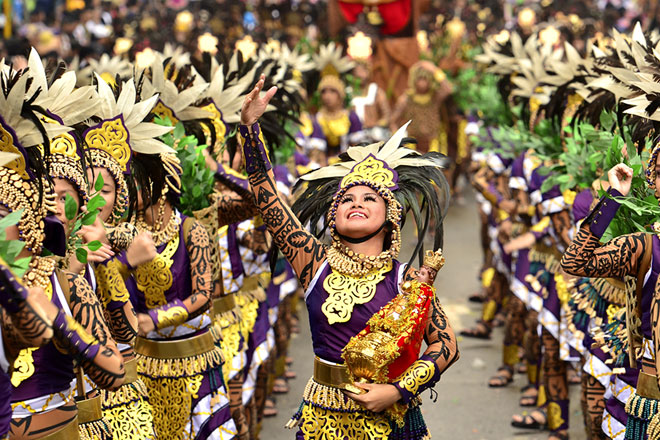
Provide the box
[136,196,179,247]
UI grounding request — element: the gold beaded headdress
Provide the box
[0,69,68,254]
[82,75,175,222]
[293,122,451,266]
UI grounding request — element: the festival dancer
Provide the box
[389,61,453,154]
[561,159,660,440]
[239,75,459,439]
[121,146,236,439]
[2,69,125,440]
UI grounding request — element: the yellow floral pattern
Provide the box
[322,262,391,324]
[135,232,179,309]
[397,359,435,396]
[85,116,131,172]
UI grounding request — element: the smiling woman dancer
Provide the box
[238,75,459,439]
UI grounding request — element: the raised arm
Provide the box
[238,76,326,290]
[561,164,646,279]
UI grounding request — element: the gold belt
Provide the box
[239,275,261,293]
[313,357,352,388]
[313,357,365,395]
[124,358,138,384]
[76,395,103,424]
[40,416,79,440]
[637,371,660,400]
[135,331,214,359]
[213,294,236,316]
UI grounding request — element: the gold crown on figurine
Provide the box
[423,249,445,271]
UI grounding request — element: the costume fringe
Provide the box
[101,378,149,409]
[136,346,224,379]
[625,394,660,440]
[79,417,113,440]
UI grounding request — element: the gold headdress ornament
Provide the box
[423,249,445,272]
[292,121,451,278]
[0,68,67,253]
[139,54,213,124]
[347,32,373,62]
[235,35,258,60]
[75,53,134,87]
[313,42,355,98]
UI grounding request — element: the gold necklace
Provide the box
[325,244,393,278]
[136,202,180,247]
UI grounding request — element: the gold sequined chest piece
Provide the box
[321,261,392,325]
[134,224,180,309]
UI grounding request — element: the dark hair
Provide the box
[128,153,179,220]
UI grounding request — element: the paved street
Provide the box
[263,187,584,439]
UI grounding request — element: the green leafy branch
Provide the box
[65,174,105,264]
[157,117,216,216]
[0,209,31,277]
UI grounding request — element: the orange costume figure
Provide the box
[389,61,453,154]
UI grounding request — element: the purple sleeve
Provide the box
[393,354,441,404]
[0,263,28,314]
[215,162,250,193]
[572,189,594,223]
[585,188,622,239]
[239,123,272,173]
[348,111,363,133]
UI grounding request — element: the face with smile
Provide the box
[334,185,387,241]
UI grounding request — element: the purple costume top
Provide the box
[123,216,192,314]
[305,260,405,363]
[11,272,75,406]
[121,212,209,340]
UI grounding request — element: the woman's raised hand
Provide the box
[240,74,278,126]
[607,163,633,197]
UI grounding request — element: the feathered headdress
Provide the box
[292,122,451,265]
[139,54,212,124]
[0,68,66,254]
[84,74,174,222]
[75,53,134,87]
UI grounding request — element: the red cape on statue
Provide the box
[338,0,411,35]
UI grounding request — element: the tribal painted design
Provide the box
[239,126,326,290]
